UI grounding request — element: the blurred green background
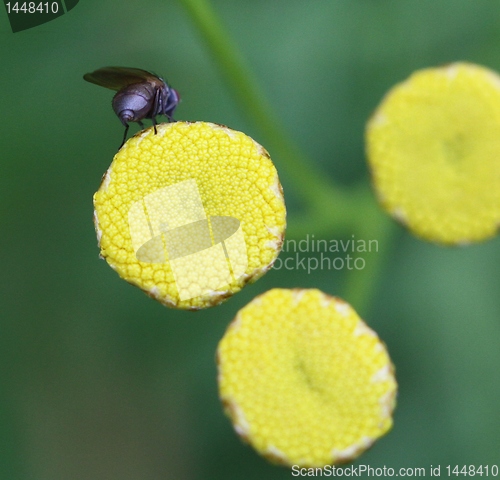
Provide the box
[1,1,500,478]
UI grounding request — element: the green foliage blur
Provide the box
[1,1,500,478]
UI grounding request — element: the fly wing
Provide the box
[83,67,163,91]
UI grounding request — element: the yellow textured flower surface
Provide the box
[366,62,500,244]
[93,122,286,309]
[217,289,397,467]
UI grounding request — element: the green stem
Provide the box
[178,0,395,315]
[341,191,396,316]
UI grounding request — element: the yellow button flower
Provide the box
[93,122,286,309]
[217,289,397,467]
[366,62,500,244]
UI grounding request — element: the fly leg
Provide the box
[119,124,129,150]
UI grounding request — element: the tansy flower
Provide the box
[93,122,286,309]
[366,62,500,245]
[217,288,397,467]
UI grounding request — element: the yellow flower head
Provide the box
[217,289,397,467]
[366,62,500,245]
[93,122,286,310]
